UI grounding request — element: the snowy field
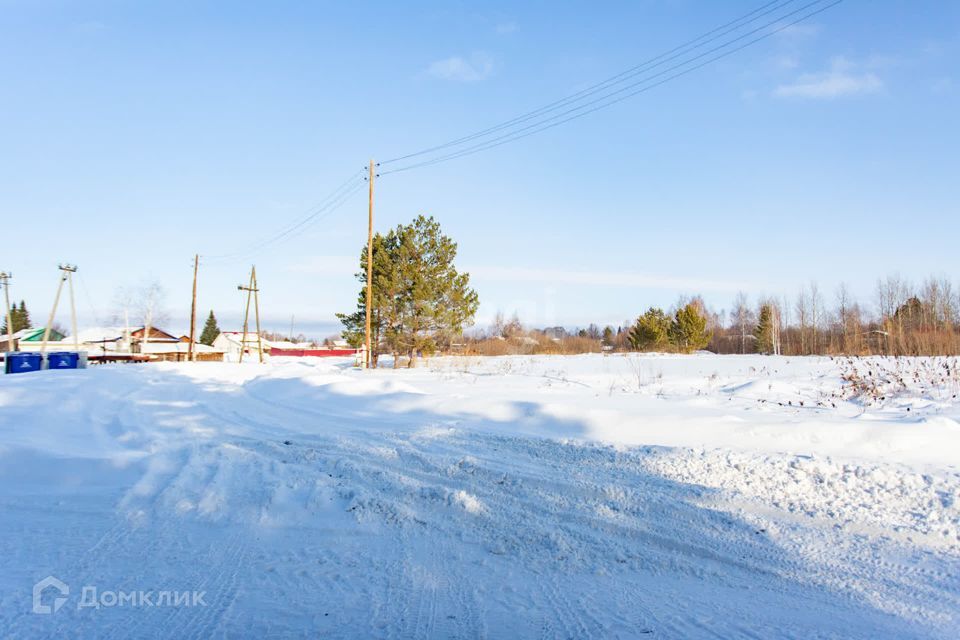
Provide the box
[1,353,958,638]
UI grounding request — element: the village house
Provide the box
[214,331,357,361]
[2,327,66,352]
[27,326,226,362]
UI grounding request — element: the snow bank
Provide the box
[1,354,958,638]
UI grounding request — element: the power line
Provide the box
[76,271,101,323]
[381,0,802,166]
[208,180,367,264]
[380,0,843,176]
[203,171,366,263]
[204,170,363,261]
[204,1,844,265]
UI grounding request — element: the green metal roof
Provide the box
[19,328,65,342]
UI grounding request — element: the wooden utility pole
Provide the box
[238,266,263,364]
[67,267,78,351]
[42,264,77,354]
[252,266,263,363]
[0,272,13,351]
[364,159,375,369]
[239,269,253,364]
[188,254,199,362]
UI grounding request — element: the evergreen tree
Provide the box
[199,310,220,346]
[337,231,402,366]
[338,215,479,368]
[393,216,479,366]
[754,304,775,354]
[601,325,615,346]
[2,300,32,334]
[18,301,31,330]
[629,308,671,351]
[668,302,711,353]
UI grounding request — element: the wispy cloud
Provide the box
[773,57,883,99]
[426,52,494,82]
[468,266,751,293]
[495,21,518,35]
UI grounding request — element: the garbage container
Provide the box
[5,352,43,374]
[47,352,81,370]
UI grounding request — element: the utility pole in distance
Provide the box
[252,267,263,363]
[42,264,78,354]
[364,159,375,369]
[238,266,263,364]
[188,254,199,362]
[0,272,12,350]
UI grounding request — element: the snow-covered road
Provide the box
[1,354,958,638]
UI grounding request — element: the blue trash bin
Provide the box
[47,352,80,370]
[5,352,43,374]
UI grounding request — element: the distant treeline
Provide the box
[466,275,960,357]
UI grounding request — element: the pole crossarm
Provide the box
[42,264,78,354]
[237,266,263,363]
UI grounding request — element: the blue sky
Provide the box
[1,1,958,336]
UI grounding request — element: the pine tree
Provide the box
[669,302,711,353]
[17,301,31,331]
[2,300,31,334]
[336,232,401,366]
[199,310,220,346]
[601,326,615,346]
[338,215,479,368]
[629,308,671,351]
[754,304,774,354]
[393,215,478,366]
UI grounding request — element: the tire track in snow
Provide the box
[230,423,955,636]
[14,361,952,638]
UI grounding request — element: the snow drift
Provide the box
[0,354,958,638]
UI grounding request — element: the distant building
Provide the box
[3,327,67,352]
[140,341,224,362]
[214,331,357,361]
[213,331,265,362]
[22,326,225,362]
[128,326,224,361]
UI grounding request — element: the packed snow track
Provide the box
[0,354,958,638]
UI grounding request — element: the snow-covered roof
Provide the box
[11,327,59,341]
[216,332,289,349]
[60,327,127,344]
[268,340,301,350]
